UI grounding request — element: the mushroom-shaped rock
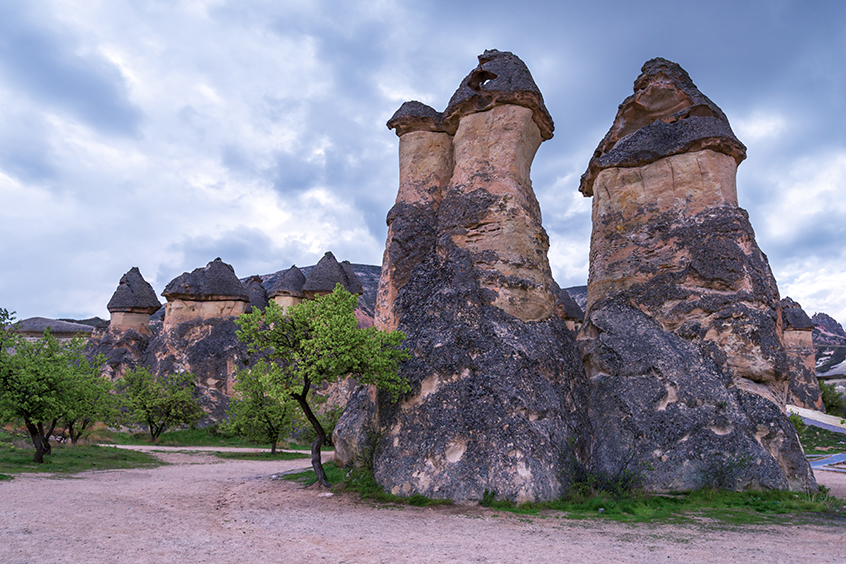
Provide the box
[242,275,269,312]
[107,267,161,333]
[579,57,746,197]
[443,49,554,140]
[268,265,306,310]
[578,58,815,493]
[302,252,362,299]
[162,258,250,329]
[337,50,589,504]
[782,298,823,410]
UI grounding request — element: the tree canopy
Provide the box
[236,284,410,486]
[116,367,204,442]
[0,309,109,462]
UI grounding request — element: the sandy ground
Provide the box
[2,448,845,564]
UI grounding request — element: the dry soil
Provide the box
[1,448,845,564]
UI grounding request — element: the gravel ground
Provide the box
[2,448,845,564]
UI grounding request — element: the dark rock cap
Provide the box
[267,265,306,299]
[386,101,447,137]
[443,49,554,140]
[341,261,364,295]
[303,252,363,296]
[162,258,249,302]
[781,297,814,330]
[107,267,162,314]
[14,317,94,336]
[580,57,747,196]
[242,275,269,312]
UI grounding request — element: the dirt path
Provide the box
[2,449,845,564]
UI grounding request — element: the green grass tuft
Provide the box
[213,451,309,461]
[282,463,451,507]
[0,442,162,476]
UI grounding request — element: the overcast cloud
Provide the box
[1,0,844,323]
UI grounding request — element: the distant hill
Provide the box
[814,312,846,377]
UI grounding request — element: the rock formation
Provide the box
[337,50,590,503]
[782,298,823,410]
[577,58,814,491]
[813,312,846,377]
[267,265,306,311]
[106,267,161,333]
[242,275,269,313]
[302,251,363,300]
[161,258,250,330]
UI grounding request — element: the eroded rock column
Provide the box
[578,58,815,492]
[337,50,590,503]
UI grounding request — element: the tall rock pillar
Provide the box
[578,58,815,492]
[341,50,589,503]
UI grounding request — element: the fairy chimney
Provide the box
[161,258,249,330]
[335,50,590,504]
[578,58,814,492]
[106,267,161,333]
[267,265,306,311]
[781,297,823,410]
[302,252,363,300]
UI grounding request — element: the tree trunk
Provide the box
[25,421,48,464]
[295,383,331,488]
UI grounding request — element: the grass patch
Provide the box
[0,442,162,476]
[92,426,333,451]
[479,487,844,525]
[282,463,451,507]
[214,450,309,461]
[799,424,846,454]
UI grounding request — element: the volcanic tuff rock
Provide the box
[162,258,250,330]
[242,275,269,312]
[578,58,814,491]
[302,251,364,299]
[781,298,823,410]
[337,50,590,503]
[107,267,161,334]
[813,312,846,377]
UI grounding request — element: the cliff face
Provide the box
[338,50,590,503]
[781,298,823,410]
[577,58,815,492]
[814,312,846,377]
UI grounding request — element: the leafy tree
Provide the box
[224,360,297,454]
[236,284,410,487]
[117,367,204,442]
[819,381,846,419]
[60,355,116,444]
[0,310,108,462]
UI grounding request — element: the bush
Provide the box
[788,412,807,436]
[819,381,846,419]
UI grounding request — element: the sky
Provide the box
[1,0,845,323]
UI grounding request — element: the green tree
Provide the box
[117,367,204,442]
[819,381,846,419]
[60,354,116,444]
[0,310,109,462]
[236,284,410,486]
[224,360,297,454]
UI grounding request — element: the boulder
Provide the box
[577,58,815,492]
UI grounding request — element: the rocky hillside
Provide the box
[814,313,846,377]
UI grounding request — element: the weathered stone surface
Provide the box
[162,258,249,330]
[107,267,161,315]
[782,298,823,410]
[268,265,306,299]
[338,50,590,503]
[578,58,815,492]
[145,317,246,424]
[242,275,268,312]
[813,312,846,377]
[302,252,363,299]
[163,258,249,302]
